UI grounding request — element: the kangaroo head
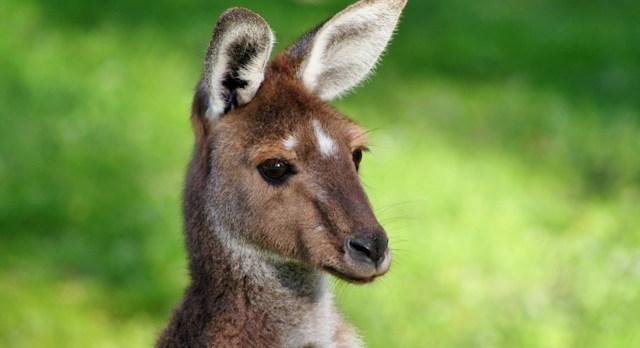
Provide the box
[189,0,407,284]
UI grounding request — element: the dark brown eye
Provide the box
[352,149,363,171]
[258,159,293,184]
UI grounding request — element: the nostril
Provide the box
[348,239,373,259]
[346,233,387,266]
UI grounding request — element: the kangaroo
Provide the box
[157,1,407,347]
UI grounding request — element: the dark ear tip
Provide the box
[214,7,273,44]
[218,7,270,27]
[220,7,256,17]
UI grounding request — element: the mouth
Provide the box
[321,249,391,284]
[322,265,377,284]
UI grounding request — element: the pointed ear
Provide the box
[287,0,407,101]
[201,8,274,119]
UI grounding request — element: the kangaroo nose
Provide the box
[345,231,388,266]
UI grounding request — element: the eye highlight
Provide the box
[352,149,363,171]
[258,159,294,184]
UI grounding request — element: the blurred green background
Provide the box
[1,0,639,347]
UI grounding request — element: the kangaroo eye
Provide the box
[352,149,363,171]
[258,159,293,184]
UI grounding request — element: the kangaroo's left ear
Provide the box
[202,7,275,119]
[287,0,408,101]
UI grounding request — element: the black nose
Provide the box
[345,231,388,266]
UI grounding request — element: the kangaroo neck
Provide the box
[215,227,326,300]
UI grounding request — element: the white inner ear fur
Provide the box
[206,51,229,118]
[205,10,274,119]
[300,0,407,100]
[234,32,274,105]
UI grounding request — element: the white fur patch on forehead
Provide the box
[312,119,338,157]
[282,134,298,151]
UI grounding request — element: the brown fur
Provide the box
[157,53,384,348]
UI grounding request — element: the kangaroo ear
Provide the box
[201,8,274,119]
[287,0,407,101]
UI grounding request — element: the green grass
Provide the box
[1,0,639,347]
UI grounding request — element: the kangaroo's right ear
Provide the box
[286,0,407,101]
[197,8,274,120]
